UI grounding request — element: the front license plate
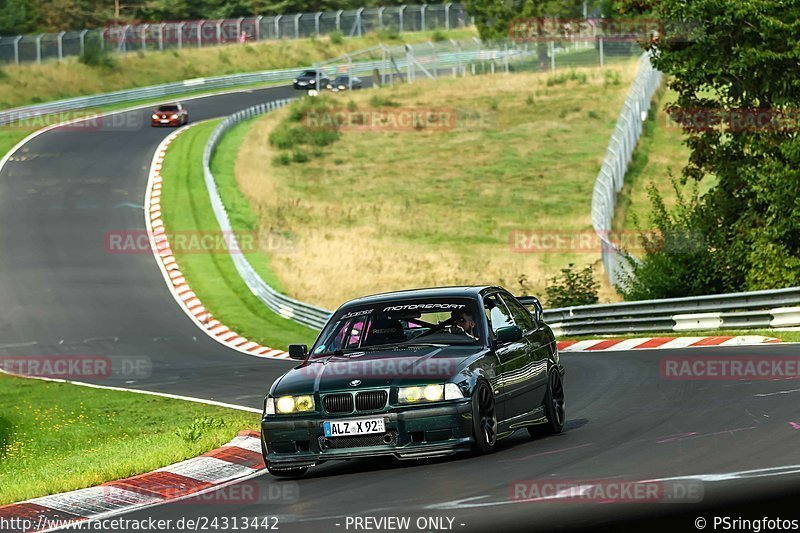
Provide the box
[160,120,169,123]
[323,418,385,437]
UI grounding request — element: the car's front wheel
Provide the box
[471,381,497,454]
[528,368,565,437]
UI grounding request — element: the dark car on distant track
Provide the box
[326,75,363,92]
[293,69,330,90]
[261,286,565,477]
[150,103,188,127]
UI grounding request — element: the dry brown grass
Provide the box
[237,61,639,309]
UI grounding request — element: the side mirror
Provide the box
[495,325,523,344]
[288,344,308,360]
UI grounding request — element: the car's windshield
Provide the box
[157,105,179,112]
[301,70,318,77]
[311,298,483,356]
[334,76,349,83]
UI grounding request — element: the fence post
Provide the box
[198,21,203,47]
[427,41,437,79]
[356,7,364,37]
[504,42,509,72]
[177,22,185,49]
[158,23,165,50]
[445,2,451,30]
[378,7,385,30]
[100,28,106,50]
[314,12,321,37]
[335,10,342,32]
[255,16,262,41]
[294,13,301,39]
[399,5,406,33]
[216,19,223,44]
[56,31,65,61]
[35,34,43,64]
[599,37,604,67]
[13,35,22,65]
[237,17,244,42]
[275,15,282,39]
[550,40,555,71]
[421,4,427,31]
[141,24,148,50]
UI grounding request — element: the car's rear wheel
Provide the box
[471,381,497,454]
[528,369,565,437]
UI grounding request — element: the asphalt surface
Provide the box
[1,84,799,532]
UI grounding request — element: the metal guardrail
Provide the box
[591,52,662,287]
[0,3,471,65]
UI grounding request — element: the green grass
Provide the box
[567,329,800,342]
[158,120,317,348]
[0,373,259,505]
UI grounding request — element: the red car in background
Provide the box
[151,103,188,127]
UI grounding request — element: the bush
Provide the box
[378,26,401,41]
[78,41,117,69]
[545,263,599,308]
[369,94,400,108]
[431,29,446,42]
[175,417,225,443]
[329,30,344,45]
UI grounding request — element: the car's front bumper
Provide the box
[262,400,473,468]
[151,119,180,127]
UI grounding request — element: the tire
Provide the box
[471,381,497,454]
[528,368,565,437]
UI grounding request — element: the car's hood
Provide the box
[271,345,483,396]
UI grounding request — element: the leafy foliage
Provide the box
[618,0,800,296]
[545,263,599,308]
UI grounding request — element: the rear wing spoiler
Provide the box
[516,296,544,323]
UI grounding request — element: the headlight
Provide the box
[151,114,158,119]
[273,395,315,414]
[293,79,298,83]
[399,384,443,403]
[171,114,179,119]
[309,79,315,84]
[338,85,346,89]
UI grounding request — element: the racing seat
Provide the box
[364,317,406,346]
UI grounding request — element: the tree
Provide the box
[618,0,800,295]
[0,0,38,34]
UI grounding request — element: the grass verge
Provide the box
[236,62,641,309]
[0,373,258,505]
[158,120,317,348]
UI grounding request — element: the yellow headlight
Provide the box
[276,396,296,413]
[399,386,423,403]
[295,395,314,412]
[423,384,444,401]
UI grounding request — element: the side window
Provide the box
[501,294,536,331]
[483,294,515,335]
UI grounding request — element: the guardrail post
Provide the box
[57,31,65,61]
[335,10,343,32]
[294,13,301,39]
[427,41,437,79]
[445,3,452,30]
[314,12,321,37]
[399,5,406,33]
[35,33,43,64]
[216,19,223,44]
[275,15,282,39]
[421,4,427,31]
[12,35,21,65]
[356,7,364,37]
[141,24,148,50]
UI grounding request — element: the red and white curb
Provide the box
[145,126,289,360]
[0,431,264,533]
[556,335,780,352]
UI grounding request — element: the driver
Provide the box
[449,309,478,339]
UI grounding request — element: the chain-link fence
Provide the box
[0,3,471,65]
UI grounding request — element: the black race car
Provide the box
[326,75,363,92]
[293,69,329,90]
[261,286,565,477]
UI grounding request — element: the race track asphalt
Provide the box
[1,83,798,532]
